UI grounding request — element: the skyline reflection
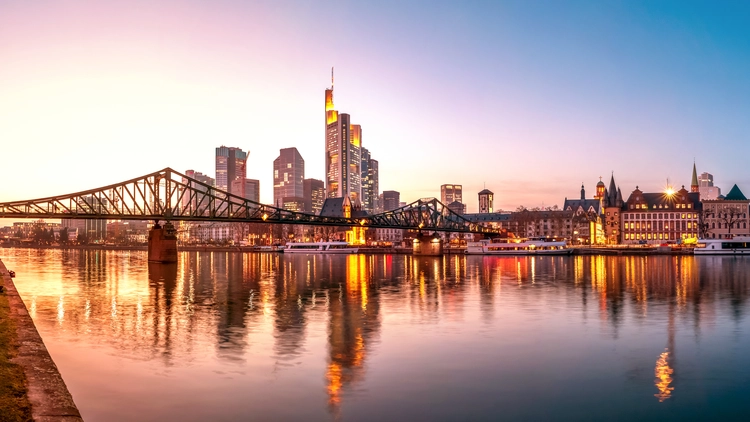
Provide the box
[4,249,750,421]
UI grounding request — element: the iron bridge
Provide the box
[0,168,499,234]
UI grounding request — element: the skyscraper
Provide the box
[215,146,247,195]
[698,171,721,200]
[383,190,400,211]
[440,184,463,205]
[304,178,325,215]
[182,170,215,214]
[325,70,362,203]
[273,147,305,210]
[361,148,379,213]
[244,179,260,203]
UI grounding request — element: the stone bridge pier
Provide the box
[148,221,178,263]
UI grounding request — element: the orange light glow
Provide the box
[654,349,674,402]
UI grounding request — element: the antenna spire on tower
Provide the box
[331,67,334,89]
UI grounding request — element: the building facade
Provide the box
[304,178,325,215]
[182,170,215,215]
[382,190,400,211]
[698,171,721,200]
[273,147,305,209]
[621,186,701,244]
[215,146,247,195]
[325,75,362,203]
[701,184,750,239]
[478,189,493,213]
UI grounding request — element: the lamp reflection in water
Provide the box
[654,348,674,402]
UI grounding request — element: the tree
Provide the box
[77,232,89,245]
[59,227,69,245]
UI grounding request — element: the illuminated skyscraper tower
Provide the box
[325,69,362,203]
[215,146,247,195]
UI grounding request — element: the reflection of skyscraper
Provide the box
[215,146,247,195]
[325,70,362,203]
[326,255,381,413]
[274,147,305,210]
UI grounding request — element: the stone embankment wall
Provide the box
[0,259,83,422]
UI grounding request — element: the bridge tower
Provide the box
[148,221,178,263]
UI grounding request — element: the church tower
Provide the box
[691,162,699,193]
[602,173,624,244]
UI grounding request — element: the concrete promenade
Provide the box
[0,259,82,422]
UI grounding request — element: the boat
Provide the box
[465,237,573,255]
[694,236,750,255]
[284,241,359,254]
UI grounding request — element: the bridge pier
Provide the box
[412,233,443,256]
[148,221,178,263]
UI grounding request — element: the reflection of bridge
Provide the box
[0,167,497,234]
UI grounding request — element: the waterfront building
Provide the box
[215,146,247,195]
[373,228,404,245]
[701,184,750,239]
[463,210,574,240]
[325,72,362,204]
[563,184,605,244]
[273,147,305,209]
[478,189,493,213]
[382,190,401,211]
[601,175,625,244]
[698,171,721,200]
[621,185,701,244]
[304,178,325,214]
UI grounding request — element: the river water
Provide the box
[2,249,750,421]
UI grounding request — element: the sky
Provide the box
[2,0,750,213]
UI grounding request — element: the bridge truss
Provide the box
[0,168,498,234]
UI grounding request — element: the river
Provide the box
[2,248,750,421]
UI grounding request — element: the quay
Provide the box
[0,259,82,422]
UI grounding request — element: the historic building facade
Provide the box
[620,186,701,244]
[701,184,750,239]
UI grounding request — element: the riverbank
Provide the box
[0,259,82,422]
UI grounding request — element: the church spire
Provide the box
[691,161,699,193]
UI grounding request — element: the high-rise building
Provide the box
[383,190,400,211]
[182,170,215,214]
[441,184,464,213]
[478,189,493,213]
[369,159,379,213]
[215,146,247,195]
[361,148,379,213]
[244,179,260,203]
[325,71,362,203]
[304,178,325,215]
[698,171,721,200]
[274,147,305,209]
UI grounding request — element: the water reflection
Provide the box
[3,249,750,421]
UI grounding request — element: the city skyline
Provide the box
[2,1,750,212]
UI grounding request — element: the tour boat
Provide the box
[694,236,750,255]
[465,237,572,255]
[284,241,359,254]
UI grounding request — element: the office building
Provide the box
[325,71,362,203]
[304,178,325,215]
[274,147,305,208]
[361,149,379,213]
[244,179,260,203]
[441,184,462,205]
[382,190,400,211]
[698,171,721,200]
[182,170,214,214]
[215,146,247,195]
